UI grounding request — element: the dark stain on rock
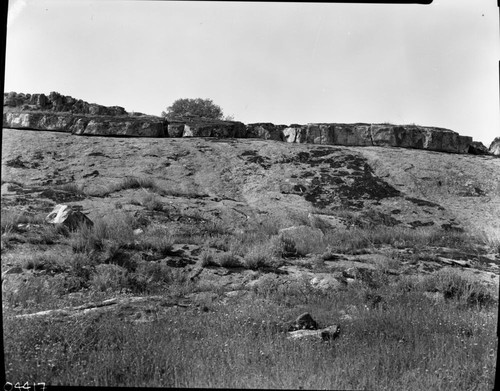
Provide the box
[6,156,40,169]
[240,150,271,169]
[87,151,109,158]
[165,258,196,268]
[281,152,400,209]
[300,171,315,178]
[82,170,100,178]
[405,197,445,210]
[409,220,435,228]
[293,184,307,193]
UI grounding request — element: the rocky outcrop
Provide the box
[4,91,127,116]
[3,91,167,137]
[280,123,473,154]
[3,91,487,154]
[489,137,500,156]
[3,112,167,137]
[168,116,246,138]
[246,123,286,141]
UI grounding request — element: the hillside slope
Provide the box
[2,128,499,388]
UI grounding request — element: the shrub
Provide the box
[200,250,217,267]
[66,253,95,291]
[278,227,326,257]
[142,193,163,211]
[135,225,173,255]
[91,264,129,292]
[68,213,136,254]
[242,240,282,270]
[216,252,241,268]
[23,252,68,274]
[1,209,33,234]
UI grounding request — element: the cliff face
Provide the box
[2,91,490,154]
[272,123,473,154]
[3,112,167,137]
[3,92,167,137]
[167,116,246,138]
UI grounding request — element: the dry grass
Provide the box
[2,204,497,388]
[4,272,496,388]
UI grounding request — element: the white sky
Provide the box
[5,0,500,145]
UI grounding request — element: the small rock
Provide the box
[288,325,341,341]
[310,275,344,291]
[288,312,319,331]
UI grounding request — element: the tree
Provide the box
[161,98,224,120]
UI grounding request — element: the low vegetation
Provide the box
[4,268,496,389]
[2,197,497,388]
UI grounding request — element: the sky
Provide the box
[4,0,499,145]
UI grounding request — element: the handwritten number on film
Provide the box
[4,383,46,391]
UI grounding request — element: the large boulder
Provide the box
[181,119,246,138]
[246,123,284,141]
[283,124,307,143]
[45,204,93,230]
[468,141,490,155]
[489,137,500,156]
[167,121,186,137]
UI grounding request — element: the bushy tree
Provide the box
[161,98,224,120]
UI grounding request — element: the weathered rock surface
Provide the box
[168,116,246,138]
[3,112,167,137]
[489,137,500,156]
[246,123,286,141]
[3,91,167,137]
[468,141,490,155]
[4,91,127,116]
[45,204,93,230]
[2,91,487,154]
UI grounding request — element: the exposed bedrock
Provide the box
[280,123,477,154]
[168,117,247,138]
[3,91,492,154]
[4,91,127,116]
[3,112,167,138]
